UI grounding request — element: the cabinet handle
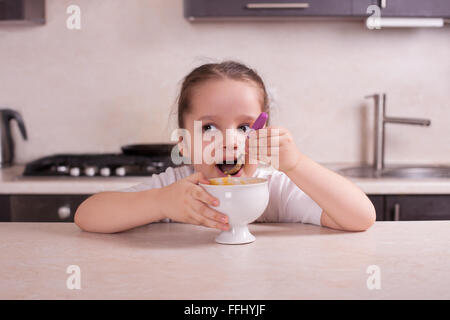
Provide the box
[380,0,387,9]
[58,205,71,220]
[394,203,400,221]
[246,3,310,9]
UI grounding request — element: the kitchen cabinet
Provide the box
[184,0,450,20]
[360,0,450,18]
[385,195,450,221]
[0,0,21,20]
[1,193,448,222]
[0,195,10,222]
[184,0,355,20]
[0,0,45,25]
[368,195,450,221]
[8,194,91,222]
[368,195,384,221]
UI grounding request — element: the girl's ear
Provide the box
[177,136,193,165]
[178,136,190,159]
[177,136,184,157]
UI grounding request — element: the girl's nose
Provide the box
[223,129,246,152]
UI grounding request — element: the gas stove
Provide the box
[22,153,177,177]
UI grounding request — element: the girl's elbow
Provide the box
[343,202,376,232]
[356,203,376,231]
[74,207,87,231]
[74,202,93,232]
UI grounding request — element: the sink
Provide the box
[354,93,441,180]
[339,165,450,179]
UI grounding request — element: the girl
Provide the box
[74,61,375,234]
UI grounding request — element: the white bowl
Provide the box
[200,177,269,245]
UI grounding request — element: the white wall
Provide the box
[1,0,449,165]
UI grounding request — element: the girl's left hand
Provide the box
[245,126,302,173]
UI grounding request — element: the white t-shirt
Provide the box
[117,165,323,226]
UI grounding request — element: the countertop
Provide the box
[0,221,449,299]
[1,164,449,195]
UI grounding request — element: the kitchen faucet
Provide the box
[365,93,431,173]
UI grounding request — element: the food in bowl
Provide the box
[208,176,265,186]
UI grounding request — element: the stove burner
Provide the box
[23,153,178,177]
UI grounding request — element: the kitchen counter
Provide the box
[0,221,449,299]
[1,164,450,195]
[0,164,150,194]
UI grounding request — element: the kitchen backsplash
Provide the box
[0,0,449,165]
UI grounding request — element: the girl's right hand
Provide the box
[157,172,229,231]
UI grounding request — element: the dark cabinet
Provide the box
[184,0,355,19]
[0,0,45,24]
[0,195,10,222]
[362,0,450,18]
[1,193,448,222]
[368,194,450,221]
[368,195,384,221]
[184,0,450,20]
[385,195,450,221]
[8,194,91,222]
[0,0,22,20]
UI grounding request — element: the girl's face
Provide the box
[182,78,264,179]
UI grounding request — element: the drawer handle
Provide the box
[394,203,400,221]
[58,205,71,220]
[246,3,310,9]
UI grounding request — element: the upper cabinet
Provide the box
[0,0,45,25]
[184,0,355,19]
[362,0,450,18]
[184,0,450,20]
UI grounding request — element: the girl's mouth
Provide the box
[215,159,243,177]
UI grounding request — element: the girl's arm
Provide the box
[74,189,165,233]
[284,153,376,231]
[74,172,229,234]
[247,127,376,232]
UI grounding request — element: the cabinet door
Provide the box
[0,0,45,24]
[361,0,450,18]
[184,0,354,19]
[368,195,385,221]
[0,195,10,222]
[386,195,450,221]
[9,194,91,222]
[0,0,23,20]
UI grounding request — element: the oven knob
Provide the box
[115,167,126,176]
[100,167,111,177]
[70,167,80,176]
[84,166,97,177]
[56,165,68,174]
[58,205,71,220]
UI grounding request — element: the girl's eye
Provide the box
[238,124,251,133]
[203,124,218,132]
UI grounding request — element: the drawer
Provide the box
[9,194,91,222]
